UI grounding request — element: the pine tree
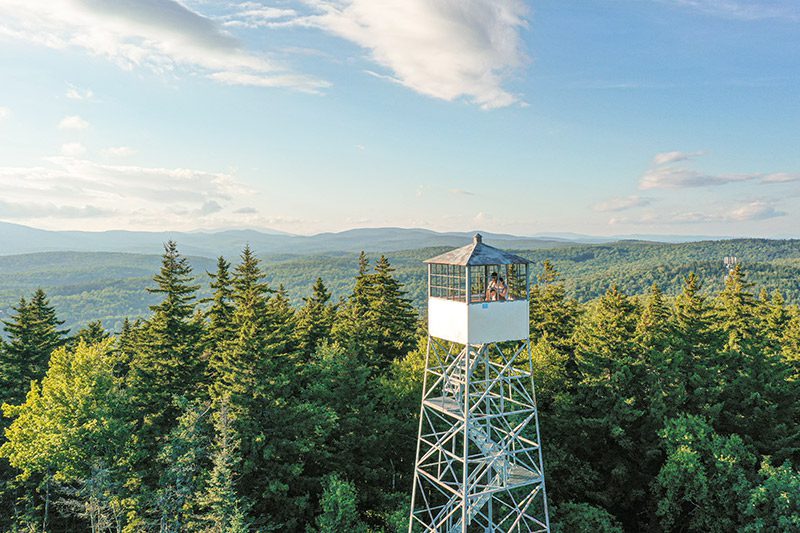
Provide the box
[569,285,650,524]
[672,273,720,417]
[715,263,758,352]
[74,320,110,346]
[204,256,236,350]
[332,252,376,358]
[128,241,204,423]
[155,399,210,532]
[0,290,68,406]
[210,246,314,530]
[529,260,579,352]
[295,277,335,359]
[368,255,417,367]
[314,474,367,533]
[126,242,204,498]
[199,397,250,533]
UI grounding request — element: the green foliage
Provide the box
[1,243,799,532]
[654,415,756,532]
[742,460,800,532]
[0,289,69,406]
[314,474,367,533]
[552,501,623,533]
[0,340,127,484]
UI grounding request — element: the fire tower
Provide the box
[409,234,550,532]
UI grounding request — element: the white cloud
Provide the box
[209,71,329,93]
[60,142,86,156]
[640,151,800,189]
[222,4,297,28]
[652,150,705,165]
[0,0,326,93]
[449,188,475,196]
[609,200,785,225]
[65,84,94,100]
[668,1,800,21]
[593,195,652,212]
[762,172,800,183]
[727,200,784,221]
[58,115,89,130]
[0,107,9,120]
[640,166,757,189]
[294,0,529,109]
[103,146,137,157]
[0,155,256,228]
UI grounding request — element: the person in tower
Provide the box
[486,272,499,301]
[497,276,508,301]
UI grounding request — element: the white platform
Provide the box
[428,298,529,345]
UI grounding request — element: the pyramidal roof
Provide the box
[424,234,530,266]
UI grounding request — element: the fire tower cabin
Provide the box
[425,233,530,345]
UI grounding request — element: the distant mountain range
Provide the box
[0,221,733,257]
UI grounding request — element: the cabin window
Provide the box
[429,263,466,301]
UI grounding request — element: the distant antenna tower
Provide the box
[723,256,739,278]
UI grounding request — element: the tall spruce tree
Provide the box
[295,277,335,359]
[199,397,250,533]
[0,290,68,407]
[128,241,204,419]
[570,285,650,526]
[529,260,579,353]
[204,256,236,351]
[368,255,417,367]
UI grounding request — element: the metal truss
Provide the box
[409,337,550,532]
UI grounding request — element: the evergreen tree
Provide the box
[126,242,204,500]
[155,399,210,532]
[128,241,204,425]
[742,459,800,532]
[529,260,579,353]
[569,285,650,526]
[368,255,417,367]
[333,254,416,368]
[671,273,720,417]
[74,320,110,346]
[314,474,367,533]
[295,277,335,359]
[0,290,68,406]
[654,415,756,533]
[204,256,236,351]
[199,397,250,533]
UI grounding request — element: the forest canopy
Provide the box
[0,243,798,532]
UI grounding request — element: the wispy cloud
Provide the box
[609,200,785,225]
[0,0,327,93]
[652,150,705,165]
[221,4,297,28]
[640,150,800,189]
[640,166,757,189]
[449,188,475,196]
[60,142,86,156]
[58,115,89,130]
[667,0,800,21]
[65,84,94,100]
[103,146,137,157]
[762,172,800,183]
[0,107,9,120]
[0,155,256,228]
[593,195,652,212]
[290,0,529,109]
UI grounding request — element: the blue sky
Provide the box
[0,0,798,236]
